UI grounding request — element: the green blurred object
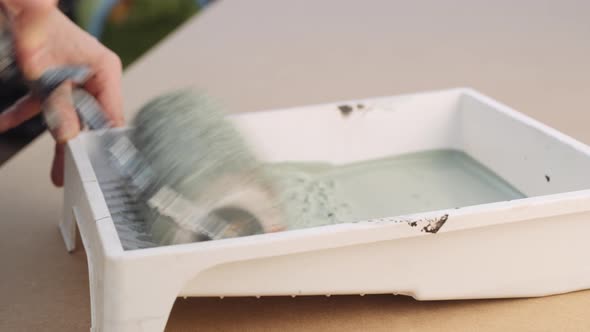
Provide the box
[77,0,199,67]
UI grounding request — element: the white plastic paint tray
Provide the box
[61,88,590,331]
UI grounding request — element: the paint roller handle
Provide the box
[32,65,112,130]
[0,7,120,132]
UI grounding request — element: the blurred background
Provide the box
[67,0,207,67]
[0,0,211,164]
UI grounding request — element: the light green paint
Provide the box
[268,149,525,229]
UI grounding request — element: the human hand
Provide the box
[0,0,124,186]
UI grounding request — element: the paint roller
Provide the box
[1,17,289,245]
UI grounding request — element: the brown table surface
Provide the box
[2,0,590,331]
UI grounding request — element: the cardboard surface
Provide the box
[1,0,590,330]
